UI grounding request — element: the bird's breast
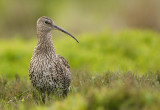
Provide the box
[29,53,57,74]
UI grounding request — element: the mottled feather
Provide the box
[28,16,77,103]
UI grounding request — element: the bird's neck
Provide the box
[36,30,56,54]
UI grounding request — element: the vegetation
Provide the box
[0,30,160,78]
[0,29,160,109]
[0,0,160,109]
[0,71,160,110]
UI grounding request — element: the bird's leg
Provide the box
[47,91,51,102]
[47,91,50,97]
[42,92,46,104]
[62,90,68,98]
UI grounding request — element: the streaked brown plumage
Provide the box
[28,16,79,103]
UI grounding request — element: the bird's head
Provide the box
[37,16,79,43]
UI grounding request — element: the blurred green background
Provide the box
[0,0,160,78]
[0,0,160,110]
[0,0,160,38]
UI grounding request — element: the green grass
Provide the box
[0,29,160,78]
[0,71,160,110]
[0,29,160,109]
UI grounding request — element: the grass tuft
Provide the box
[0,71,160,110]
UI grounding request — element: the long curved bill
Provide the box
[53,25,79,43]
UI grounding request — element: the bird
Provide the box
[28,16,79,103]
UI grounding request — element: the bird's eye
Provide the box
[45,21,50,24]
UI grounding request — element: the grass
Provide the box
[0,29,160,78]
[0,29,160,109]
[0,71,160,110]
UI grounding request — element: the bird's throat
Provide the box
[36,31,55,54]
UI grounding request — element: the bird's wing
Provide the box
[54,54,71,95]
[56,54,70,69]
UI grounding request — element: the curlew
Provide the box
[29,16,79,103]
